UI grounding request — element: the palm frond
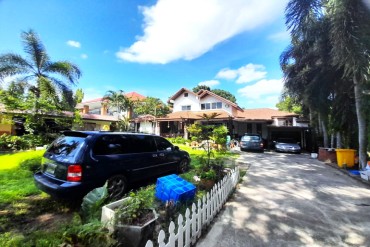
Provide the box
[21,29,49,72]
[45,61,82,85]
[0,53,34,80]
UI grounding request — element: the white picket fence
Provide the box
[145,167,240,247]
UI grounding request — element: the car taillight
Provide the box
[67,164,82,182]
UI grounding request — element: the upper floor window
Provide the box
[182,105,191,111]
[184,93,188,97]
[201,102,222,110]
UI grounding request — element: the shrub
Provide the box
[19,156,42,172]
[115,186,155,225]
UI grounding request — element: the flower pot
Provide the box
[114,210,157,247]
[101,198,158,247]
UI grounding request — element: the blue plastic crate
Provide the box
[155,174,196,203]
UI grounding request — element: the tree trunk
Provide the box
[336,132,342,148]
[320,115,329,148]
[354,76,368,170]
[330,134,334,148]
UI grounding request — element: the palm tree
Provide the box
[0,30,81,113]
[103,90,128,118]
[328,0,370,169]
[283,0,370,168]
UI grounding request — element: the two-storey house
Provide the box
[155,88,310,150]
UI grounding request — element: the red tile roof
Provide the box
[236,108,298,120]
[125,92,146,101]
[80,91,145,104]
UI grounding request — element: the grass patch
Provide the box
[0,146,241,246]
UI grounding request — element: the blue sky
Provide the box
[0,0,291,109]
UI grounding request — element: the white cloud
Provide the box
[198,80,220,88]
[237,78,283,100]
[81,54,88,59]
[216,63,267,83]
[116,0,288,64]
[66,40,81,48]
[215,68,238,80]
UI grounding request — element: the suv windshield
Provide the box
[46,135,86,163]
[241,135,261,141]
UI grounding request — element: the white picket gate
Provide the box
[145,167,240,247]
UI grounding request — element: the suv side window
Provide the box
[154,136,173,151]
[94,135,136,155]
[130,135,157,153]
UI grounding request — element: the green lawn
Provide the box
[0,147,241,246]
[0,150,45,204]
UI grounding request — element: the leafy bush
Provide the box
[115,186,155,225]
[80,185,109,223]
[212,125,228,145]
[19,156,42,172]
[62,214,116,247]
[0,133,56,151]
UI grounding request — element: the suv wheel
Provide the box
[107,175,127,200]
[178,159,189,173]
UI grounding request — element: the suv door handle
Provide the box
[159,153,165,157]
[152,154,158,157]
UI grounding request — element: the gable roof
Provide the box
[168,88,243,111]
[168,88,198,102]
[197,89,241,110]
[236,108,299,121]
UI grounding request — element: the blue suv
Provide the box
[34,131,190,200]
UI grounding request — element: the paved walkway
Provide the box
[196,151,370,247]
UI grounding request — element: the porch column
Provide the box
[155,121,160,136]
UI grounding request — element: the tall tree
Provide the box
[0,30,81,113]
[134,97,170,117]
[192,85,210,93]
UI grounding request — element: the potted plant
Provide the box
[101,187,157,247]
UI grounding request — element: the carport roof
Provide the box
[156,110,232,121]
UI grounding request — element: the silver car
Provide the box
[274,138,301,154]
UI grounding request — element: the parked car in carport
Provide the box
[240,133,264,152]
[274,138,301,154]
[34,131,191,200]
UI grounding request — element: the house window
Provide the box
[201,103,211,110]
[181,105,191,111]
[211,102,222,109]
[184,93,188,97]
[201,102,222,110]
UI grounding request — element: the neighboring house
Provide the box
[155,88,310,150]
[0,101,120,134]
[75,91,146,126]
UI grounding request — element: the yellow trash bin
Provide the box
[335,149,356,168]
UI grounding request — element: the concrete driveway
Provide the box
[196,151,370,247]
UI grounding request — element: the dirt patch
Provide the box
[0,194,77,235]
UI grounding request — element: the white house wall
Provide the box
[173,93,233,114]
[199,95,233,115]
[173,93,200,112]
